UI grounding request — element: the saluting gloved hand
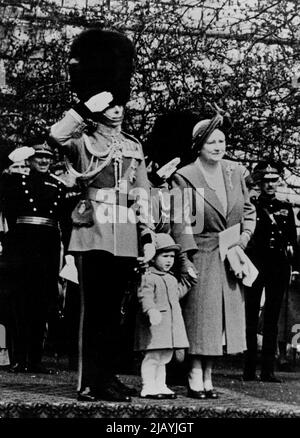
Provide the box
[147,308,162,326]
[84,91,113,113]
[8,146,35,164]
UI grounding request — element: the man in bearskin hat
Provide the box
[0,139,66,373]
[51,28,155,402]
[243,160,299,382]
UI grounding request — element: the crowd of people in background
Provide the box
[0,27,299,402]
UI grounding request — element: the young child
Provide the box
[134,233,195,399]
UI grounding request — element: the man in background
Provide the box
[243,160,298,382]
[0,140,66,373]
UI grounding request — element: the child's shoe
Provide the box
[140,387,164,399]
[157,385,177,399]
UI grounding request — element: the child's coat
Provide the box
[134,266,189,351]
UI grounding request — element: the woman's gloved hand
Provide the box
[227,246,245,279]
[178,252,198,284]
[237,231,252,250]
[180,273,198,290]
[147,308,162,326]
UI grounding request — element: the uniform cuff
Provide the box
[73,102,94,121]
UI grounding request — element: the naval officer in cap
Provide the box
[243,160,298,382]
[0,139,66,373]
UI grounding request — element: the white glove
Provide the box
[148,308,162,326]
[143,243,156,263]
[59,255,79,284]
[156,157,181,180]
[187,266,198,280]
[227,246,244,279]
[84,91,113,113]
[137,243,156,268]
[178,252,198,284]
[8,146,35,163]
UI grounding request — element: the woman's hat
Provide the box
[155,233,181,253]
[192,113,224,152]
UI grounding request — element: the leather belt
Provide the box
[87,187,137,209]
[87,187,117,204]
[16,216,58,228]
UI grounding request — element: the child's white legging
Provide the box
[141,349,174,395]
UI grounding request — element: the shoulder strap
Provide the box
[261,206,278,227]
[64,138,115,182]
[121,130,140,146]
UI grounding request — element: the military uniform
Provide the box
[244,163,298,381]
[0,165,66,370]
[50,109,153,398]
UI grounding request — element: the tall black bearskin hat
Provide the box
[69,28,135,105]
[144,110,200,169]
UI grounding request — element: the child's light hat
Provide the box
[155,233,181,253]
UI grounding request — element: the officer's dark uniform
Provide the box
[244,162,298,382]
[0,144,66,372]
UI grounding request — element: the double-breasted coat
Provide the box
[171,159,256,356]
[0,169,66,367]
[134,266,189,351]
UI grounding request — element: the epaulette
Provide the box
[121,131,144,161]
[277,198,291,206]
[49,173,65,186]
[121,131,141,148]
